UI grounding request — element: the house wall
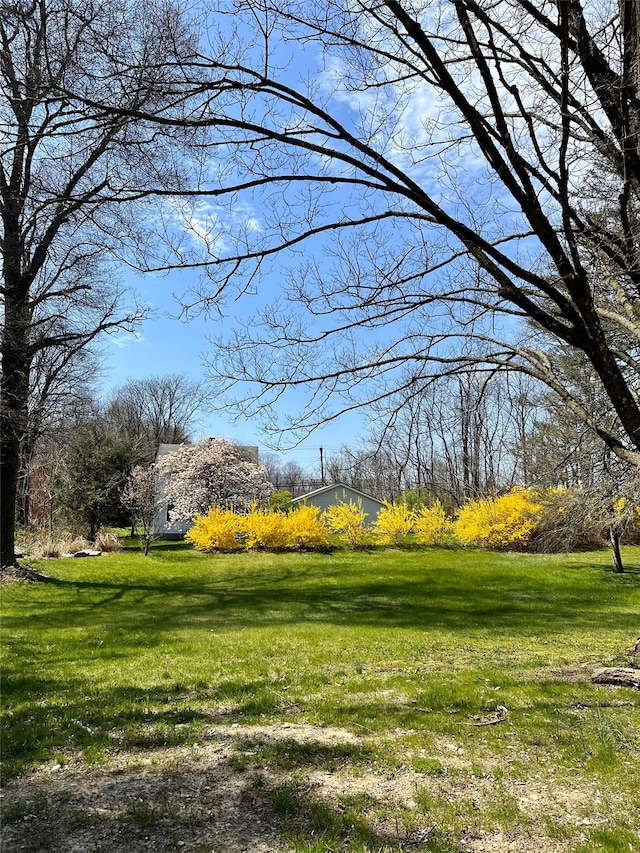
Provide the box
[153,502,192,539]
[292,484,384,524]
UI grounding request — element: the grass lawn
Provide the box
[1,541,640,852]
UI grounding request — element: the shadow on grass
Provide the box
[1,677,395,781]
[3,548,639,780]
[0,674,287,781]
[4,560,637,647]
[4,658,638,783]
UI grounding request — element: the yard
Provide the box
[1,542,639,852]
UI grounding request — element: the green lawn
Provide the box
[2,542,640,852]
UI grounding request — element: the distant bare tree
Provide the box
[260,452,284,489]
[105,375,214,464]
[363,370,541,505]
[324,444,405,501]
[280,461,305,497]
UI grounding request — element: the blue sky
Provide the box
[99,6,536,476]
[103,268,365,477]
[97,28,390,474]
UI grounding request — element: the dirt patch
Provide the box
[1,740,282,853]
[0,564,48,584]
[518,662,602,684]
[0,724,610,852]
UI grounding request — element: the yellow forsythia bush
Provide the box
[454,488,542,549]
[241,507,289,550]
[283,504,331,550]
[373,501,415,545]
[187,507,242,551]
[324,500,370,548]
[189,505,331,552]
[414,499,450,545]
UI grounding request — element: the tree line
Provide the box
[20,373,211,540]
[14,357,639,573]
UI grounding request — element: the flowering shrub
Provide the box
[187,507,242,551]
[414,499,449,545]
[241,508,289,550]
[156,438,273,521]
[454,488,542,549]
[188,504,331,552]
[283,504,331,551]
[373,501,415,545]
[121,464,158,555]
[324,500,370,548]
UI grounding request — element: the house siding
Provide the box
[292,483,384,524]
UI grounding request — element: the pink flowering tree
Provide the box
[121,464,158,555]
[155,439,273,520]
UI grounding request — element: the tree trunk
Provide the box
[0,433,20,570]
[0,284,32,571]
[609,522,624,573]
[1,137,33,570]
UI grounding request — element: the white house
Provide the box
[291,482,385,523]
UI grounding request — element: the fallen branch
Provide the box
[591,668,640,690]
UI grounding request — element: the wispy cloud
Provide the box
[109,331,147,349]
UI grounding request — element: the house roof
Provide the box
[155,440,259,462]
[292,482,385,506]
[156,443,184,460]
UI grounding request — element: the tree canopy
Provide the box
[156,439,273,519]
[0,0,201,566]
[124,0,640,469]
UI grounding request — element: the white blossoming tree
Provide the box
[155,439,273,521]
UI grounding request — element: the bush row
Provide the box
[187,504,331,551]
[187,500,450,552]
[187,487,638,553]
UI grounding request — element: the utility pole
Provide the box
[319,447,325,485]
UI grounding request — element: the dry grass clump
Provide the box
[30,537,89,558]
[27,534,119,559]
[66,537,92,554]
[32,539,64,559]
[93,530,121,552]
